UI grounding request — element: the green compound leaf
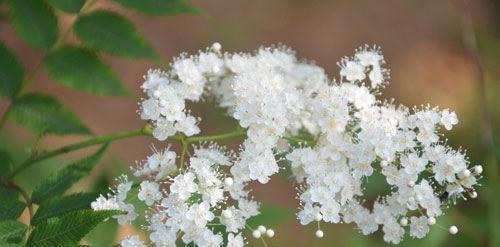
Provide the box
[0,220,27,244]
[30,145,108,204]
[32,192,100,225]
[0,42,24,100]
[44,46,129,96]
[8,0,59,49]
[46,0,85,14]
[27,209,121,247]
[9,93,90,136]
[74,11,157,59]
[113,0,199,15]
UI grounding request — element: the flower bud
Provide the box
[427,217,436,225]
[449,225,458,235]
[266,229,275,238]
[252,230,261,238]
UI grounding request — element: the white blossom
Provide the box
[94,43,480,246]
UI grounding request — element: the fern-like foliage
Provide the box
[32,192,100,225]
[27,209,121,247]
[31,144,108,204]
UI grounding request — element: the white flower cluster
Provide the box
[93,43,481,246]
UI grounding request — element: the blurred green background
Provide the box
[1,0,499,246]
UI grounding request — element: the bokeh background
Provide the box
[1,0,499,246]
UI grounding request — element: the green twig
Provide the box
[7,127,152,179]
[282,136,316,147]
[0,104,12,131]
[179,137,188,171]
[5,126,248,180]
[185,129,246,144]
[9,182,33,225]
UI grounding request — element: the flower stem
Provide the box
[7,126,152,179]
[179,137,189,172]
[7,182,33,225]
[5,125,250,180]
[0,104,12,131]
[185,129,246,144]
[282,136,316,147]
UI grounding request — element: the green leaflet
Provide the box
[8,0,59,49]
[44,46,129,96]
[27,209,121,247]
[0,186,18,201]
[74,11,157,59]
[0,200,25,221]
[85,217,118,246]
[0,149,14,176]
[0,220,27,244]
[0,42,24,100]
[30,145,108,204]
[9,93,90,136]
[113,0,199,15]
[46,0,85,14]
[32,192,100,225]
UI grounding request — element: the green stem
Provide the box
[179,137,188,171]
[282,136,316,146]
[186,129,246,144]
[5,125,249,180]
[7,127,151,179]
[0,104,12,131]
[10,183,33,225]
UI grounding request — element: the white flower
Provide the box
[382,220,404,244]
[91,195,120,211]
[147,147,176,171]
[121,235,145,247]
[170,172,198,200]
[441,109,458,130]
[173,58,205,87]
[186,202,215,227]
[140,98,160,120]
[99,44,480,246]
[355,48,383,66]
[138,181,162,206]
[227,233,245,247]
[409,216,430,239]
[401,153,427,175]
[298,203,320,225]
[238,199,260,218]
[340,61,365,82]
[115,203,138,225]
[175,115,200,136]
[149,227,176,247]
[320,200,340,223]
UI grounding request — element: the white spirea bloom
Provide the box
[94,43,481,246]
[120,235,146,247]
